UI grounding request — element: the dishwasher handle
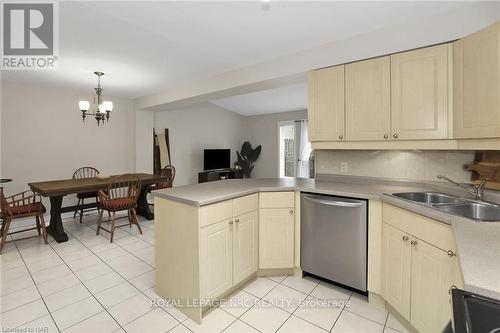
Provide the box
[303,196,364,208]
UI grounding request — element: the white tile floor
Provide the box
[1,211,410,333]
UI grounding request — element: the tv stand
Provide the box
[198,169,242,183]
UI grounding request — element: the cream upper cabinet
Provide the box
[454,21,500,138]
[233,210,258,285]
[259,208,295,269]
[391,44,450,140]
[308,66,345,141]
[410,238,459,333]
[383,223,412,320]
[346,56,391,141]
[200,219,233,299]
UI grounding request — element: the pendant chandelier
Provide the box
[78,71,114,126]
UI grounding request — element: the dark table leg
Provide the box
[136,185,154,220]
[47,195,68,243]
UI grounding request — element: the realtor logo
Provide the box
[1,2,58,69]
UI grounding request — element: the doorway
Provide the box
[278,120,314,178]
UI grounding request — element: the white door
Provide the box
[345,56,391,141]
[308,66,345,141]
[259,208,294,269]
[233,210,258,285]
[410,238,458,333]
[454,22,500,138]
[382,223,412,320]
[391,44,450,140]
[200,219,233,299]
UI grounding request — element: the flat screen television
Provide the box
[204,149,230,171]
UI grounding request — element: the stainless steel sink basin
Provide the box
[391,192,465,204]
[433,202,500,222]
[390,191,500,222]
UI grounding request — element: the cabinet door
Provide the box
[382,223,411,320]
[200,220,233,299]
[259,208,294,269]
[454,22,500,138]
[410,239,458,333]
[233,211,258,285]
[391,44,449,140]
[308,66,345,141]
[346,57,391,141]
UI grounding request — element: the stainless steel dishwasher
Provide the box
[301,193,367,292]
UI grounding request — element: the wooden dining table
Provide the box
[29,173,167,243]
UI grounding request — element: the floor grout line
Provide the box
[11,240,62,333]
[328,291,352,333]
[44,239,125,332]
[273,276,327,333]
[343,307,389,328]
[56,216,181,331]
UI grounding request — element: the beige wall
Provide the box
[1,80,136,208]
[243,110,307,179]
[135,110,154,174]
[154,103,244,186]
[316,150,475,183]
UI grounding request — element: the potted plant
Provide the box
[236,141,262,178]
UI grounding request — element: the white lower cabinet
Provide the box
[233,210,258,285]
[410,239,459,333]
[200,219,233,300]
[382,204,463,333]
[258,192,295,269]
[199,194,259,300]
[259,208,295,269]
[200,211,259,299]
[383,223,411,320]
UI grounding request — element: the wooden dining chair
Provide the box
[150,165,176,190]
[96,175,142,242]
[0,190,47,254]
[72,167,99,223]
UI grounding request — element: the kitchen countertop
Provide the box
[151,177,429,206]
[451,217,500,300]
[152,176,500,300]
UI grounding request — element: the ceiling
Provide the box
[1,1,475,100]
[211,83,307,116]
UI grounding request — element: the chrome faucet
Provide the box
[437,175,487,201]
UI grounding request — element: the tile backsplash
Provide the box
[316,150,476,183]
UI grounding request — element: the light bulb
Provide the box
[103,101,113,112]
[79,101,90,111]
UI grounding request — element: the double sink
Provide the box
[390,192,500,222]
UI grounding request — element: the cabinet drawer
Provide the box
[200,200,233,228]
[383,203,456,252]
[259,192,295,208]
[233,194,258,216]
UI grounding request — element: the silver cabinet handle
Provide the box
[384,134,389,139]
[449,285,457,294]
[410,240,418,246]
[393,133,399,139]
[235,219,240,223]
[229,220,233,225]
[402,236,409,241]
[447,250,456,257]
[289,210,294,215]
[338,134,344,140]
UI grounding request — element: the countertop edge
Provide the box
[153,184,381,206]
